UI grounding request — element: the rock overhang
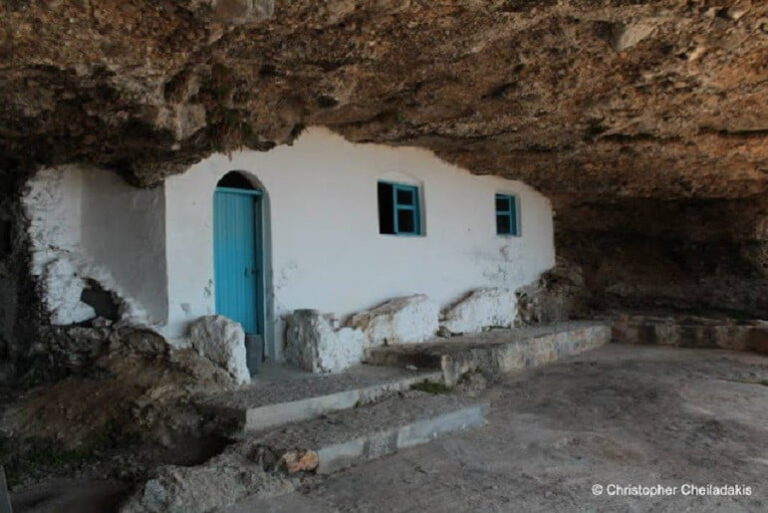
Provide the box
[0,0,766,198]
[1,0,768,327]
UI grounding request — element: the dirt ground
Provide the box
[229,344,768,513]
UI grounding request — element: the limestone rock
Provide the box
[285,309,365,373]
[3,0,768,363]
[150,104,207,141]
[188,315,250,385]
[119,454,295,513]
[0,327,235,453]
[516,258,587,326]
[607,20,657,51]
[346,295,439,347]
[441,288,517,335]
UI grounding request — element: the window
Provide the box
[378,181,422,236]
[495,194,520,236]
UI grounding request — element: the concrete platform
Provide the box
[248,393,488,474]
[365,321,610,383]
[202,365,444,432]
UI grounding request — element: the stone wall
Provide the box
[610,314,768,355]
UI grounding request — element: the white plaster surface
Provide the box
[188,315,251,385]
[285,310,365,373]
[23,165,167,326]
[347,295,439,347]
[42,258,96,325]
[440,288,518,335]
[164,127,555,360]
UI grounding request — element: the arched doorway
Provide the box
[213,171,266,369]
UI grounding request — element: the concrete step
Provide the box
[201,365,444,432]
[365,321,611,384]
[248,393,488,474]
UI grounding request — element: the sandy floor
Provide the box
[230,344,768,513]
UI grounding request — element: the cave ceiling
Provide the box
[1,0,767,203]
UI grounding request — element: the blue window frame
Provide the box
[496,194,520,236]
[378,181,422,236]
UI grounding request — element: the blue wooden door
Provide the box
[213,188,261,334]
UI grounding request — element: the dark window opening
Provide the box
[378,182,421,236]
[378,183,395,234]
[496,214,511,235]
[495,193,520,236]
[396,188,414,205]
[217,172,255,190]
[397,209,416,233]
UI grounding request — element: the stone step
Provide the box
[124,391,485,513]
[249,393,488,474]
[365,321,611,384]
[201,365,444,432]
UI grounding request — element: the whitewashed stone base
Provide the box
[285,310,365,373]
[441,288,517,335]
[346,295,439,347]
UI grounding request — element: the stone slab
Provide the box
[201,365,444,432]
[365,321,611,384]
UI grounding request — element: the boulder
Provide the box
[285,310,365,373]
[346,295,439,347]
[188,315,250,385]
[441,288,517,335]
[516,258,587,325]
[119,454,295,513]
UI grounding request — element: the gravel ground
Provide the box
[228,344,768,513]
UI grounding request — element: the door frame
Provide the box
[213,183,274,362]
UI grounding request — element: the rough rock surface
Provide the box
[188,315,250,385]
[119,452,296,513]
[2,0,768,366]
[441,288,517,335]
[516,257,589,326]
[0,327,237,488]
[347,295,439,347]
[0,327,233,446]
[284,309,365,373]
[3,0,768,198]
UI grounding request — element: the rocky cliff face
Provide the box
[1,0,767,340]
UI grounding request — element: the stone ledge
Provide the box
[365,321,611,384]
[609,314,768,354]
[200,366,444,432]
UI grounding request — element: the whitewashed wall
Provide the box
[23,165,167,326]
[164,128,555,359]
